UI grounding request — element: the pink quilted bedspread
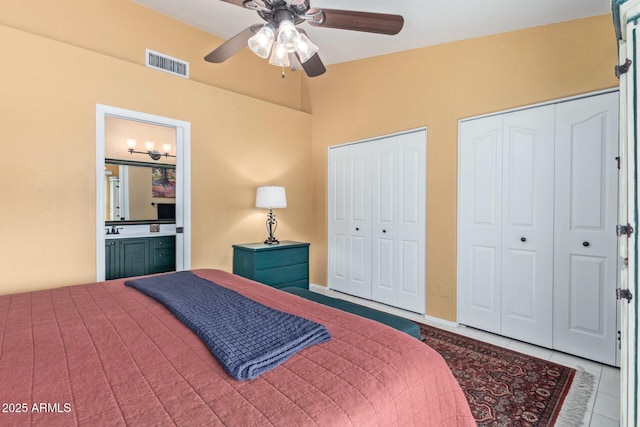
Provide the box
[0,269,474,426]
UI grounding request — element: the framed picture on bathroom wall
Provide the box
[151,167,176,198]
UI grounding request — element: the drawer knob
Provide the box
[520,237,526,242]
[583,241,590,247]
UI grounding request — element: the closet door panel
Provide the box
[328,147,350,293]
[553,92,619,365]
[458,116,503,333]
[328,144,372,299]
[372,139,398,304]
[500,106,554,348]
[348,145,373,299]
[396,132,426,313]
[469,246,498,313]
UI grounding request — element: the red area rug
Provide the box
[419,324,594,427]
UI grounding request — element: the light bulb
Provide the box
[126,139,137,149]
[295,33,319,63]
[162,143,172,154]
[145,141,155,151]
[269,42,290,67]
[277,19,300,53]
[248,25,275,59]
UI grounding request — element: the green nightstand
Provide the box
[232,241,310,289]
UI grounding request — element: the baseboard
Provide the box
[308,284,460,328]
[422,315,459,329]
[309,283,326,291]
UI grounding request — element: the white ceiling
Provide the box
[132,0,612,65]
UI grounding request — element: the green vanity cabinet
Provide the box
[232,241,310,289]
[119,238,150,279]
[105,239,119,280]
[105,236,175,280]
[150,236,176,274]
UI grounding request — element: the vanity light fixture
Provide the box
[126,139,175,161]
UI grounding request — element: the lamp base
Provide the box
[264,209,280,245]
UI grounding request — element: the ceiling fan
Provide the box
[204,0,404,77]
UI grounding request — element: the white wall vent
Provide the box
[145,49,189,79]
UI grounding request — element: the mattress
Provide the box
[0,269,474,426]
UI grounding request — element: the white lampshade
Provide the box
[126,138,137,149]
[255,186,287,209]
[162,143,172,154]
[145,141,155,151]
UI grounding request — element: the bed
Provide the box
[0,269,474,426]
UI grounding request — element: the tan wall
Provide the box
[306,15,619,321]
[0,0,306,110]
[0,23,312,294]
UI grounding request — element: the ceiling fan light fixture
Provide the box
[248,25,275,58]
[276,19,301,53]
[269,42,290,67]
[295,33,319,63]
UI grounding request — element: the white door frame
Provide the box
[616,3,640,424]
[95,104,191,281]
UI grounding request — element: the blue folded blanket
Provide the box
[125,271,331,381]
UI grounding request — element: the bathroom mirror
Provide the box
[103,115,177,225]
[105,159,176,224]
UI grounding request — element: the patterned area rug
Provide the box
[419,324,594,427]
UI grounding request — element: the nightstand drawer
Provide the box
[255,263,308,286]
[254,247,307,270]
[232,241,310,289]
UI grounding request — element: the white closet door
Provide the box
[395,131,426,313]
[371,131,426,313]
[553,92,619,365]
[371,138,398,304]
[458,115,504,334]
[328,144,372,299]
[328,145,350,293]
[500,106,555,348]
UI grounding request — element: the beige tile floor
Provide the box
[311,287,621,427]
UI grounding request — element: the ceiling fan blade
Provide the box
[204,26,258,63]
[306,9,404,35]
[298,52,326,77]
[218,0,247,7]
